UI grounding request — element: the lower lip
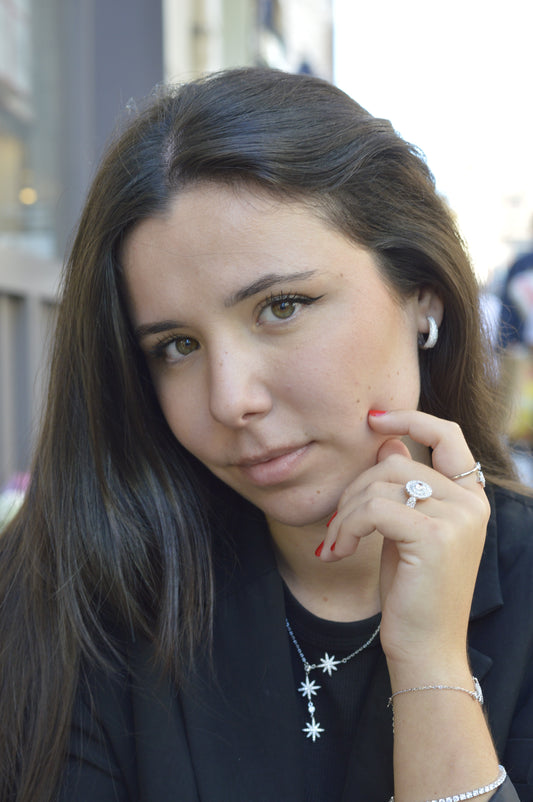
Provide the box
[238,444,311,486]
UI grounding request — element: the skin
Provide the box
[123,183,500,800]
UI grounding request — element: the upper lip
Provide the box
[235,444,309,467]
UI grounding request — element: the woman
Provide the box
[1,68,531,802]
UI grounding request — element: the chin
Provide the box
[261,500,333,530]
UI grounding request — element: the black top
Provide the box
[284,586,382,800]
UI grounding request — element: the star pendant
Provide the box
[298,675,321,699]
[302,719,325,741]
[319,652,340,676]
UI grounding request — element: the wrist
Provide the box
[388,676,484,709]
[386,651,472,693]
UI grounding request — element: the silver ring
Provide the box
[405,480,433,509]
[450,461,485,488]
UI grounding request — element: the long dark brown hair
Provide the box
[0,67,515,801]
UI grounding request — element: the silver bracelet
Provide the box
[388,677,484,707]
[388,763,506,802]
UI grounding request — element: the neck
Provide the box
[267,517,382,622]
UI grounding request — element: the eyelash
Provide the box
[257,291,323,321]
[147,333,196,362]
[146,291,323,362]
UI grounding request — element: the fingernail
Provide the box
[330,541,336,552]
[368,409,387,416]
[327,511,337,527]
[315,541,324,557]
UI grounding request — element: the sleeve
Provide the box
[57,665,138,802]
[503,687,533,801]
[490,776,522,801]
[499,507,533,800]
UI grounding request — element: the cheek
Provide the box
[366,338,421,409]
[277,341,367,422]
[152,375,210,454]
[293,319,421,414]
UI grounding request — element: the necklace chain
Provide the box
[285,617,381,742]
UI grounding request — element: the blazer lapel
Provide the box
[467,483,501,692]
[129,648,201,801]
[180,509,304,801]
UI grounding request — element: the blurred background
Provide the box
[0,0,531,500]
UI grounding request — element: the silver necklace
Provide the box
[285,617,381,742]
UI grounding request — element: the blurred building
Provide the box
[0,0,332,484]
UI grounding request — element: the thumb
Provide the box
[377,437,412,463]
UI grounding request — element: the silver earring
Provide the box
[419,315,438,350]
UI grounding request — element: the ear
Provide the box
[416,287,444,335]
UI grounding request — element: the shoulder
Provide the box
[472,483,533,631]
[471,483,533,622]
[488,483,533,555]
[488,483,533,592]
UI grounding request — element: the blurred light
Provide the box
[19,187,38,205]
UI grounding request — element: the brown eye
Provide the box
[270,299,297,319]
[152,335,200,363]
[173,336,199,355]
[258,292,322,325]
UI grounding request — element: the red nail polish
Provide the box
[330,541,336,552]
[315,541,324,557]
[368,409,387,416]
[327,511,337,527]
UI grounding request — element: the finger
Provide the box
[322,485,487,565]
[368,409,478,481]
[447,461,487,492]
[321,478,431,562]
[377,437,412,463]
[321,495,434,562]
[321,452,433,558]
[320,456,489,563]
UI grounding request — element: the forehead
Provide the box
[120,182,392,323]
[123,183,351,276]
[126,184,336,254]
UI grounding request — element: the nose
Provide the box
[208,346,273,427]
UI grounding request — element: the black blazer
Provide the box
[60,486,533,801]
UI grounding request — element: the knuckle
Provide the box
[364,495,385,518]
[366,480,387,498]
[444,420,463,438]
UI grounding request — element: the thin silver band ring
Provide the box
[450,461,485,488]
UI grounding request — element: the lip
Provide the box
[235,443,312,486]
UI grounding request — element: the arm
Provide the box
[319,410,519,802]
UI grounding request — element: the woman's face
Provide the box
[123,184,435,528]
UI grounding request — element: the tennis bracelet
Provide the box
[388,763,507,802]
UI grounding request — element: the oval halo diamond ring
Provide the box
[405,480,433,509]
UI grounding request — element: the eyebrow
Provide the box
[135,320,185,340]
[134,269,317,341]
[224,270,317,307]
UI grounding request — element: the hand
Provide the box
[317,410,490,676]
